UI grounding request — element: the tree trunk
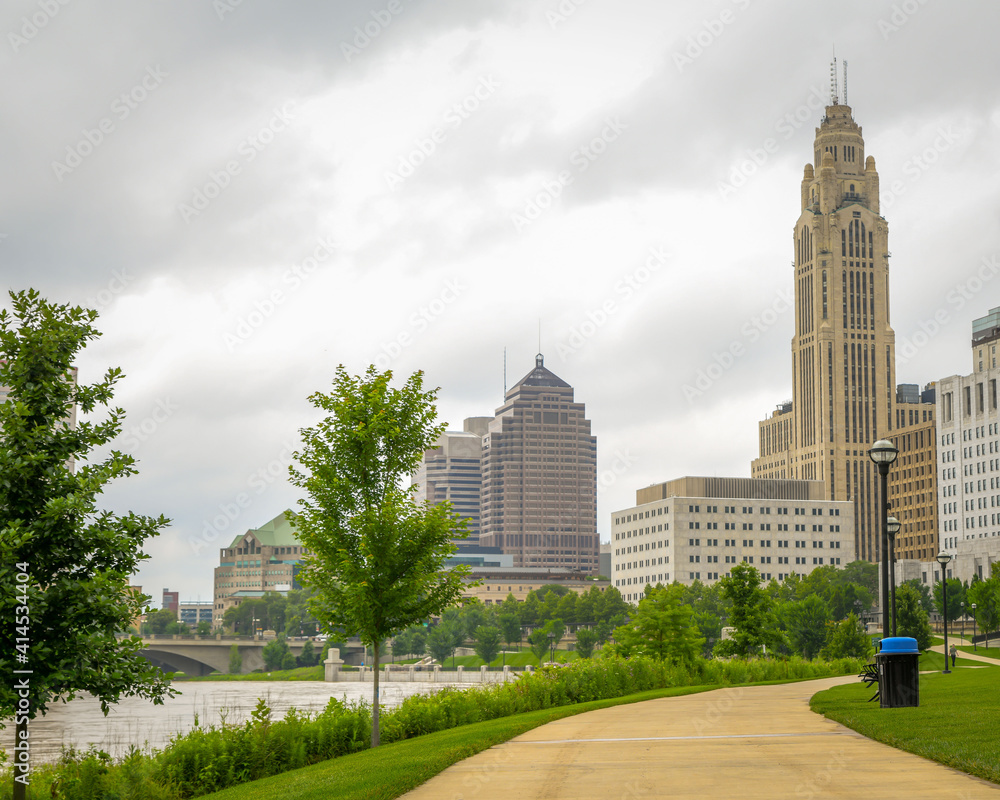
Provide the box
[371,639,380,748]
[12,715,28,800]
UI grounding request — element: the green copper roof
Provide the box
[227,510,300,548]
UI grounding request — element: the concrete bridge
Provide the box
[138,636,367,676]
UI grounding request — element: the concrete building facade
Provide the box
[611,477,856,603]
[751,96,896,565]
[936,306,1000,567]
[478,354,598,572]
[412,417,490,546]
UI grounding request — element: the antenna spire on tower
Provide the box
[830,49,839,105]
[843,59,848,106]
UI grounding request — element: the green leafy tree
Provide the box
[546,618,566,655]
[820,613,874,660]
[228,644,243,674]
[392,625,426,660]
[595,586,630,624]
[499,612,521,653]
[933,577,965,625]
[281,652,296,671]
[555,592,579,626]
[146,608,176,634]
[692,611,722,657]
[297,639,317,667]
[262,636,292,671]
[901,579,933,613]
[717,563,773,657]
[460,600,487,640]
[840,560,879,597]
[613,585,703,664]
[473,625,503,667]
[0,291,174,800]
[529,628,551,665]
[426,623,458,665]
[520,593,542,627]
[573,628,597,659]
[896,584,933,651]
[782,594,831,660]
[289,366,471,747]
[196,620,213,636]
[967,574,1000,648]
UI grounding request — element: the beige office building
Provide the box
[212,511,304,627]
[612,477,855,603]
[752,94,897,564]
[888,385,938,561]
[478,354,598,572]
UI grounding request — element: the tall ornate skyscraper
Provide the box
[478,354,598,572]
[752,94,896,563]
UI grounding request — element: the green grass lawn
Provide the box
[199,683,721,800]
[176,665,325,682]
[917,649,983,671]
[811,664,1000,785]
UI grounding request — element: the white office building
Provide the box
[935,306,1000,579]
[611,477,856,603]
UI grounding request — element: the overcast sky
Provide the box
[3,1,999,606]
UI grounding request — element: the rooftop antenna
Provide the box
[537,318,541,355]
[830,49,839,105]
[503,347,507,396]
[842,59,848,106]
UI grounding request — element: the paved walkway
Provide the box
[401,676,1000,799]
[931,638,1000,666]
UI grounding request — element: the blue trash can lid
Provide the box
[879,636,919,654]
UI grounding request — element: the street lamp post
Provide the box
[937,552,953,674]
[869,439,899,640]
[886,516,901,636]
[972,603,978,650]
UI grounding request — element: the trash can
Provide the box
[876,636,920,708]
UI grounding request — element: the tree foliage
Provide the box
[612,584,703,664]
[895,584,933,651]
[0,292,174,798]
[933,577,965,624]
[473,625,502,667]
[289,366,471,747]
[782,594,831,660]
[574,628,597,659]
[716,563,774,657]
[289,366,471,644]
[528,628,551,665]
[820,613,874,660]
[228,644,243,675]
[967,572,1000,647]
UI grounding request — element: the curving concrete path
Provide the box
[401,675,1000,799]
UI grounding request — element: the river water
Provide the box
[2,681,465,764]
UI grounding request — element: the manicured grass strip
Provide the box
[916,650,982,671]
[811,666,1000,785]
[177,665,325,682]
[200,684,721,800]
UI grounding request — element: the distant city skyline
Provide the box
[4,3,1000,600]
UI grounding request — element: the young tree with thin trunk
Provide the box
[289,365,471,747]
[473,625,502,668]
[0,291,173,800]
